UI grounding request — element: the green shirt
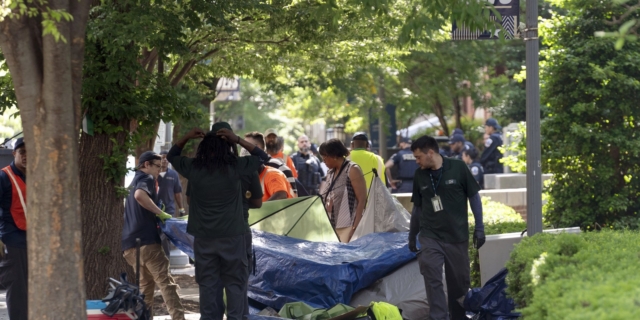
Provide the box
[349,149,386,191]
[411,156,480,243]
[169,150,261,238]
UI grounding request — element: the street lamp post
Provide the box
[525,0,543,236]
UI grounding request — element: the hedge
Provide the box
[506,230,640,318]
[467,197,526,287]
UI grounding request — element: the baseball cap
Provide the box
[449,134,465,144]
[211,121,232,132]
[451,128,464,136]
[400,137,412,144]
[264,128,278,137]
[352,132,368,141]
[485,118,502,130]
[13,137,24,150]
[138,151,160,165]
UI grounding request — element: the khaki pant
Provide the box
[335,227,352,243]
[123,243,185,320]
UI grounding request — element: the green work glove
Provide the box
[157,211,172,223]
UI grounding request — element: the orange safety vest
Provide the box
[2,166,27,230]
[260,167,293,201]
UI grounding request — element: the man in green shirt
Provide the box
[167,124,269,320]
[349,132,386,191]
[408,135,485,320]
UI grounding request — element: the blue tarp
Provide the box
[161,219,416,311]
[162,219,194,258]
[464,268,521,320]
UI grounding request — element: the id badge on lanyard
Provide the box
[430,170,444,212]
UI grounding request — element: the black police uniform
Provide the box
[468,161,484,189]
[451,141,477,160]
[480,132,504,174]
[291,152,324,195]
[390,148,419,193]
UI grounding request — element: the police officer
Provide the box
[462,149,484,189]
[291,135,324,195]
[0,137,28,320]
[448,134,476,160]
[480,118,504,174]
[385,137,418,193]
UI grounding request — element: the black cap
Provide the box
[485,118,502,130]
[138,151,160,165]
[160,150,169,155]
[400,137,412,144]
[211,121,232,132]
[310,143,318,153]
[13,137,24,150]
[449,134,465,144]
[452,128,464,136]
[352,132,368,141]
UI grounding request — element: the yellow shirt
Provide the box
[348,149,386,191]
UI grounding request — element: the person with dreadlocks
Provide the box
[167,123,269,320]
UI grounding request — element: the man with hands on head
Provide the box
[408,135,485,320]
[167,124,269,320]
[122,150,185,319]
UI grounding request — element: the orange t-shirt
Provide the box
[273,151,298,178]
[259,167,293,201]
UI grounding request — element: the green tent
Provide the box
[248,196,339,242]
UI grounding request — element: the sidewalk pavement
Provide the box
[0,267,202,320]
[151,266,202,319]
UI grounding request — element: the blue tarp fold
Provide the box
[463,268,520,320]
[161,219,416,310]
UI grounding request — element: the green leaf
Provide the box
[615,37,625,50]
[619,19,636,35]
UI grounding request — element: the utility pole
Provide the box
[525,0,543,236]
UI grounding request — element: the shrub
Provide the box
[506,230,640,318]
[541,0,640,229]
[504,232,558,308]
[468,197,526,287]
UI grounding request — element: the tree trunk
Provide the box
[0,0,91,317]
[171,123,197,214]
[134,120,161,159]
[80,130,133,299]
[433,100,449,137]
[453,95,462,130]
[377,74,388,160]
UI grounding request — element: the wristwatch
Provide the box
[179,208,186,214]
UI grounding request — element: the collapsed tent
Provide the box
[350,260,429,320]
[248,230,415,310]
[161,195,339,258]
[163,220,415,309]
[160,187,420,314]
[351,176,410,241]
[248,196,338,242]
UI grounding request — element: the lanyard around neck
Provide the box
[429,168,443,196]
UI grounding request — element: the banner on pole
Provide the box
[452,0,520,40]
